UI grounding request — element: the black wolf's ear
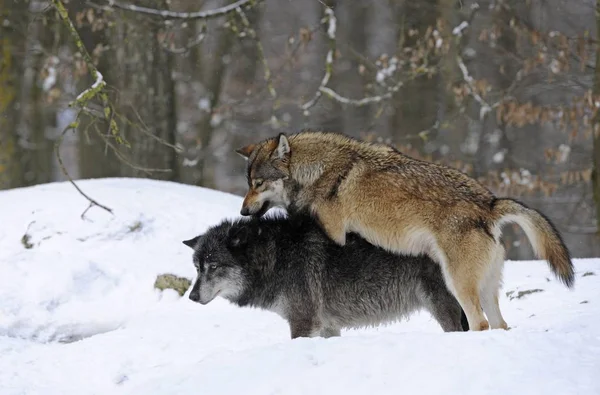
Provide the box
[276,133,290,160]
[182,235,201,249]
[228,226,250,249]
[235,144,256,160]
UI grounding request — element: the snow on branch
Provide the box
[456,55,492,119]
[452,21,469,37]
[73,71,105,103]
[302,7,417,112]
[103,0,259,20]
[452,3,498,121]
[319,81,403,107]
[452,3,480,37]
[52,0,126,146]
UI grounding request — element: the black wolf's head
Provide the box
[183,219,264,305]
[235,133,293,217]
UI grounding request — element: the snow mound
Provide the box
[0,178,598,395]
[0,178,242,343]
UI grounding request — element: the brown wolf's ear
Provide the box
[235,144,256,160]
[276,133,290,159]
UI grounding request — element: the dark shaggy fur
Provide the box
[183,213,469,339]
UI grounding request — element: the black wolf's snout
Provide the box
[189,281,201,303]
[189,290,200,302]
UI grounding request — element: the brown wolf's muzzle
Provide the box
[240,195,270,217]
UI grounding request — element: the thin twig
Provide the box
[162,23,207,54]
[94,127,172,174]
[301,6,337,113]
[456,55,493,119]
[118,107,182,152]
[452,2,496,120]
[235,6,276,99]
[55,120,114,219]
[318,81,402,107]
[100,0,259,20]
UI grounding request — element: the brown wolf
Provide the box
[235,130,575,331]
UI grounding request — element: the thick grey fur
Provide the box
[183,213,469,339]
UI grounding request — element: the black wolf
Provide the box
[183,213,468,339]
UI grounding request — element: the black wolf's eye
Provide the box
[208,263,218,271]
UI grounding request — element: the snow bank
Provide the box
[0,178,598,395]
[0,178,242,343]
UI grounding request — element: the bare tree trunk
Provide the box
[331,1,369,138]
[186,0,237,188]
[0,0,27,189]
[16,0,54,186]
[391,0,439,152]
[593,0,600,237]
[364,0,396,139]
[110,2,178,180]
[203,1,261,191]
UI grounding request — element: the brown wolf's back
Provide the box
[286,130,495,209]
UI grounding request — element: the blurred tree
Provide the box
[15,0,55,186]
[0,0,27,189]
[594,0,600,236]
[109,1,178,180]
[72,1,121,180]
[36,0,600,256]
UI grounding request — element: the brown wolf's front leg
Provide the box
[314,202,347,246]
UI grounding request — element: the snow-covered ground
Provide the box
[0,178,598,395]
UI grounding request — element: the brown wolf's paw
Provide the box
[478,320,490,331]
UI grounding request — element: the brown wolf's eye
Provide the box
[254,179,264,188]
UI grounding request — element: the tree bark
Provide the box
[593,0,600,236]
[110,1,178,181]
[0,0,27,189]
[15,0,54,186]
[331,1,369,138]
[391,0,439,152]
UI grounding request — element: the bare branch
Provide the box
[162,24,207,54]
[54,120,114,219]
[318,81,403,107]
[71,70,105,106]
[456,55,493,119]
[301,6,337,113]
[451,3,498,120]
[121,107,183,153]
[235,7,275,99]
[99,0,259,20]
[52,0,127,147]
[93,127,172,175]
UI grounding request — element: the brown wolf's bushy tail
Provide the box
[492,198,575,288]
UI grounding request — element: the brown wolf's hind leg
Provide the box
[480,243,509,330]
[441,230,495,331]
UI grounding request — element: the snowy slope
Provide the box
[0,178,598,395]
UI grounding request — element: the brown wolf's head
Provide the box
[236,134,292,217]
